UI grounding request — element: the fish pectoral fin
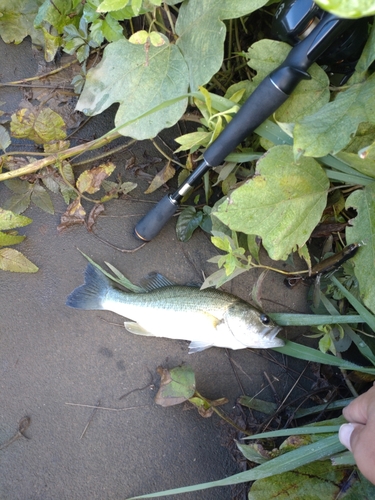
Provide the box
[124,321,155,336]
[189,340,214,353]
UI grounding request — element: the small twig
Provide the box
[0,60,77,87]
[70,139,137,167]
[119,369,154,400]
[90,229,146,253]
[225,349,246,396]
[150,138,184,168]
[0,416,31,451]
[80,400,101,439]
[65,402,149,411]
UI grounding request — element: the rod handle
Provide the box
[134,195,178,241]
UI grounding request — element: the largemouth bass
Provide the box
[66,264,284,352]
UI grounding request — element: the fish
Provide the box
[66,263,284,352]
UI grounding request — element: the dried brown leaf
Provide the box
[76,162,116,194]
[86,204,105,232]
[144,161,175,194]
[57,198,86,233]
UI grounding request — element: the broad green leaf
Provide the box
[248,460,370,500]
[346,184,375,314]
[175,0,269,90]
[336,151,375,179]
[30,184,54,214]
[0,208,32,230]
[11,106,67,144]
[3,190,32,214]
[176,206,204,242]
[315,0,375,18]
[154,365,196,407]
[97,0,128,12]
[77,38,189,140]
[0,231,25,247]
[0,125,11,152]
[247,40,330,123]
[214,145,329,261]
[294,73,375,157]
[0,248,38,273]
[0,0,44,45]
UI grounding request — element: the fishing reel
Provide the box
[273,0,369,81]
[134,0,370,242]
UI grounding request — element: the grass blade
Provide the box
[126,435,344,499]
[294,398,353,418]
[269,313,363,326]
[330,276,375,331]
[273,340,375,375]
[244,425,341,440]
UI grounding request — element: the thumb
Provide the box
[339,423,360,451]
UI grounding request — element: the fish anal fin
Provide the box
[189,341,214,353]
[124,321,155,336]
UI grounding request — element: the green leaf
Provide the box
[97,0,129,12]
[0,208,32,230]
[174,131,212,153]
[0,231,25,247]
[238,396,277,415]
[0,248,38,273]
[0,0,44,45]
[247,40,330,123]
[214,145,329,260]
[0,124,11,152]
[345,184,375,314]
[154,365,196,407]
[30,184,54,214]
[315,0,375,18]
[248,460,366,500]
[175,0,269,90]
[11,105,67,144]
[3,190,32,214]
[176,206,204,242]
[293,73,375,157]
[76,38,189,140]
[35,0,80,32]
[336,151,375,179]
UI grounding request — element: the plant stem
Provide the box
[194,391,252,436]
[0,131,130,181]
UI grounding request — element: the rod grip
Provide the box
[134,195,178,241]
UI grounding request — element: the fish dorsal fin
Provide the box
[139,272,176,291]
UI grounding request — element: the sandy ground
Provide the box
[0,38,310,499]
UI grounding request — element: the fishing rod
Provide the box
[134,0,368,242]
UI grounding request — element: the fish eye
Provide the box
[260,314,270,325]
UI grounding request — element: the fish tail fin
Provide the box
[66,263,111,310]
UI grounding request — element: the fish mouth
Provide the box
[263,326,284,347]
